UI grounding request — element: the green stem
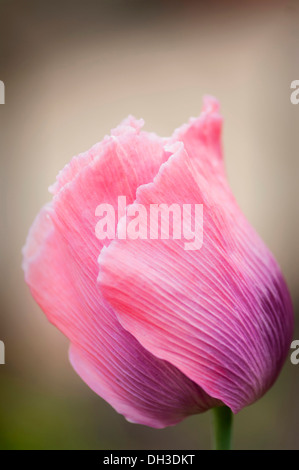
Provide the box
[211,406,233,450]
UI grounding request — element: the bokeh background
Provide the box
[0,0,298,450]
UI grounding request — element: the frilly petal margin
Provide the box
[98,100,294,413]
[22,117,219,428]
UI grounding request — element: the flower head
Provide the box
[23,97,293,427]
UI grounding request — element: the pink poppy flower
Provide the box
[23,97,293,429]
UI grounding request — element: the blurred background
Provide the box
[0,0,298,450]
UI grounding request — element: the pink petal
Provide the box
[98,100,294,413]
[23,118,218,428]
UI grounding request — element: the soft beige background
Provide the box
[0,0,298,449]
